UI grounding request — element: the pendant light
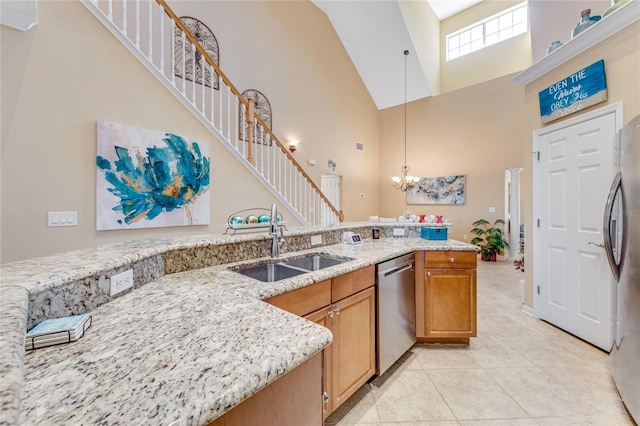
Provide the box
[392,49,419,192]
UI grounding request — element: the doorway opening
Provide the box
[321,174,342,227]
[504,168,523,260]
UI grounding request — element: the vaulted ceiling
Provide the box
[312,0,482,110]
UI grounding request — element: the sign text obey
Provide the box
[539,59,607,124]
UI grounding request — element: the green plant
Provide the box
[470,218,509,261]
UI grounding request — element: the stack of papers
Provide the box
[25,314,92,351]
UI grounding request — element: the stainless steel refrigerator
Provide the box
[606,114,639,423]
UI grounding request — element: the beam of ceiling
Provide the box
[313,0,431,110]
[313,0,483,110]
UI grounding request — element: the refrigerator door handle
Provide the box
[603,171,622,282]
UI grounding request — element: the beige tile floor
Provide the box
[325,259,636,426]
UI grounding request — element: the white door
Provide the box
[321,174,341,227]
[534,105,620,351]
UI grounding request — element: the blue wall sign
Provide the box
[538,59,608,124]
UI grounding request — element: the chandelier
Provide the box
[392,49,419,192]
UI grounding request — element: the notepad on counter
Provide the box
[25,314,92,351]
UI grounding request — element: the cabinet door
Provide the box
[424,269,476,338]
[331,286,376,409]
[304,306,333,419]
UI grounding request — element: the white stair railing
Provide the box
[80,0,342,226]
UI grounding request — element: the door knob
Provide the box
[588,242,605,248]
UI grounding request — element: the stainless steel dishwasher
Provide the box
[376,253,416,375]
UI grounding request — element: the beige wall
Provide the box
[168,1,380,223]
[0,1,378,263]
[529,0,611,63]
[399,0,441,96]
[440,0,532,94]
[378,73,527,242]
[520,22,640,308]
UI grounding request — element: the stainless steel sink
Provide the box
[235,263,307,282]
[233,254,352,282]
[281,254,347,271]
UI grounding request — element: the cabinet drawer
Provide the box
[425,251,477,269]
[266,280,331,317]
[332,265,375,302]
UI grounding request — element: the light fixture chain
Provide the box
[404,49,408,168]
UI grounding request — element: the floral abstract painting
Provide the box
[406,175,466,205]
[96,121,210,230]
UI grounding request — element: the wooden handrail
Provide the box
[154,0,343,222]
[155,0,249,109]
[254,114,343,221]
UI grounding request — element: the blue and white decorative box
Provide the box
[421,227,448,240]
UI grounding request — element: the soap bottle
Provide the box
[571,9,596,38]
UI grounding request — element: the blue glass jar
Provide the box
[571,9,596,38]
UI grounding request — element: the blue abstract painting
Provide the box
[96,121,210,230]
[406,175,465,205]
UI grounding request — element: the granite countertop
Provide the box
[2,230,477,425]
[19,270,332,425]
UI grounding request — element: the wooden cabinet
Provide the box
[267,267,375,419]
[306,286,375,415]
[416,251,477,344]
[208,352,322,426]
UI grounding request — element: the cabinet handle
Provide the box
[450,257,455,262]
[334,307,341,316]
[427,271,431,277]
[328,309,335,318]
[323,391,329,403]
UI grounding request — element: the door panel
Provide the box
[536,110,616,351]
[332,287,375,409]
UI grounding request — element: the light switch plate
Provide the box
[48,211,78,227]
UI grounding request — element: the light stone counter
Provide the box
[19,271,332,425]
[0,225,476,426]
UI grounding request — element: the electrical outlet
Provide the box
[489,206,496,213]
[463,234,468,240]
[110,269,133,297]
[311,235,322,246]
[393,228,405,237]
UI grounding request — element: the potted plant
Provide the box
[470,219,509,261]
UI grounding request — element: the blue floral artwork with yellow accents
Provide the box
[96,121,210,230]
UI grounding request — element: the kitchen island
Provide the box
[0,223,477,425]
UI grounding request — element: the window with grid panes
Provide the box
[446,2,528,61]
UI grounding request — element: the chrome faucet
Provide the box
[270,203,285,258]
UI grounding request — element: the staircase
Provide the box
[80,0,342,226]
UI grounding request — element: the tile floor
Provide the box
[325,259,636,426]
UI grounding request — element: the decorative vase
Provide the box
[546,40,563,55]
[230,215,245,225]
[603,0,629,17]
[571,9,596,38]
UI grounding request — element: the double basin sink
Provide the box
[234,254,353,282]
